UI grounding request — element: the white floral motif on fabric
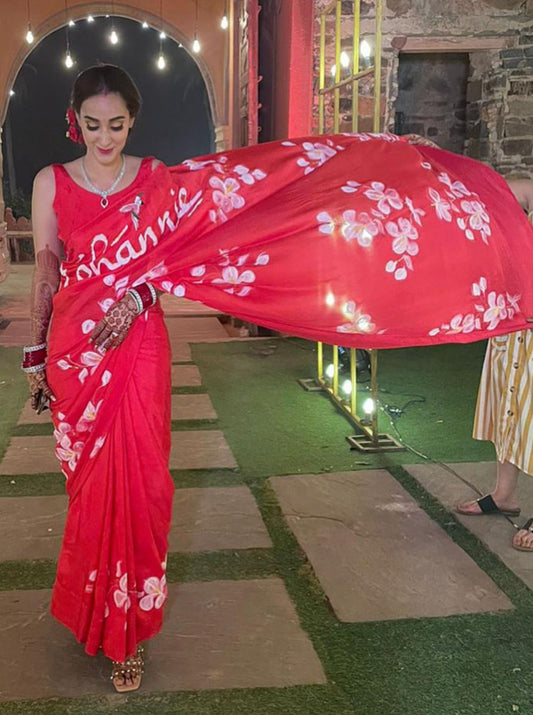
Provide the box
[282,138,345,175]
[428,172,492,244]
[337,301,377,334]
[429,277,521,336]
[139,575,167,611]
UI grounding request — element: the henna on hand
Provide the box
[90,293,138,350]
[30,247,60,345]
[28,369,55,411]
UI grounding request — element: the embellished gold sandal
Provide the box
[110,644,144,692]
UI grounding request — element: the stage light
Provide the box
[363,398,375,415]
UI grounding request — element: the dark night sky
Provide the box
[3,16,214,197]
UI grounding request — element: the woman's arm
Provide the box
[30,166,61,344]
[26,166,61,409]
[506,178,533,215]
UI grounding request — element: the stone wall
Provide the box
[313,0,533,176]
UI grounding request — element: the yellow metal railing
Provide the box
[306,0,402,452]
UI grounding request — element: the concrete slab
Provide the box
[170,431,238,470]
[0,430,238,474]
[171,364,202,387]
[404,461,533,591]
[0,486,267,561]
[270,470,514,622]
[0,579,325,700]
[170,340,192,363]
[0,319,31,347]
[171,393,217,421]
[169,487,271,552]
[0,495,66,560]
[160,294,221,316]
[165,316,228,341]
[0,435,59,475]
[17,399,52,425]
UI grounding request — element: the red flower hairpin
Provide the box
[65,107,84,145]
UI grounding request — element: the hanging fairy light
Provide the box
[108,0,119,44]
[142,21,149,29]
[220,1,229,29]
[9,89,15,97]
[64,1,75,69]
[156,0,167,70]
[25,0,34,43]
[87,15,94,22]
[68,19,75,27]
[192,0,201,53]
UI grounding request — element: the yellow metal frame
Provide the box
[312,0,402,452]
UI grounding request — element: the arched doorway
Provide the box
[3,15,215,222]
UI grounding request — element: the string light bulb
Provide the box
[9,89,15,96]
[25,0,34,43]
[363,398,375,415]
[157,53,166,70]
[68,19,75,27]
[65,51,74,68]
[221,15,229,29]
[160,31,166,39]
[360,40,371,59]
[87,15,94,22]
[192,0,201,53]
[142,21,149,28]
[342,379,353,396]
[109,29,119,44]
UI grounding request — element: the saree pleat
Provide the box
[47,135,533,660]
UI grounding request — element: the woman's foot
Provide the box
[513,518,533,552]
[110,644,144,692]
[455,493,520,517]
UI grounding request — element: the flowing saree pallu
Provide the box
[48,135,533,661]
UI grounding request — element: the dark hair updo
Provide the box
[70,64,141,118]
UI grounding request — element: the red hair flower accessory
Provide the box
[65,107,84,145]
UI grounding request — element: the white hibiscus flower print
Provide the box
[337,301,376,334]
[341,210,380,247]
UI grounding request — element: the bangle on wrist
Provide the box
[126,283,157,315]
[22,343,47,372]
[22,362,47,374]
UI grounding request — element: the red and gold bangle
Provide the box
[22,343,47,373]
[126,283,157,315]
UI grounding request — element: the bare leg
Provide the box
[456,460,520,514]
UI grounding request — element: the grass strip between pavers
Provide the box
[0,684,356,715]
[0,549,276,592]
[171,385,206,395]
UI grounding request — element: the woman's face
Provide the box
[77,92,134,164]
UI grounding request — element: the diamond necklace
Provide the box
[81,155,126,209]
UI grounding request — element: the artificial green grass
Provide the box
[190,338,494,479]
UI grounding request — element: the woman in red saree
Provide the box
[26,64,533,691]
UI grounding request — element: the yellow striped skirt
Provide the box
[473,330,533,476]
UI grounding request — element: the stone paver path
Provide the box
[270,470,513,621]
[171,393,217,421]
[0,580,325,701]
[404,461,533,591]
[0,430,238,474]
[172,363,202,387]
[169,486,272,552]
[0,487,271,561]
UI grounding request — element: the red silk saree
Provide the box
[47,135,533,660]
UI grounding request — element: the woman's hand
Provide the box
[28,369,55,413]
[402,133,439,149]
[90,293,138,350]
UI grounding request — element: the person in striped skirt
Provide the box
[456,179,533,552]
